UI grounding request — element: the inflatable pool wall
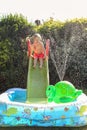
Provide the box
[0,88,87,127]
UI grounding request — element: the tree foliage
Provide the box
[0,14,35,92]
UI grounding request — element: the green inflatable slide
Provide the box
[26,57,49,103]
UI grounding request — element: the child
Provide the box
[30,33,46,68]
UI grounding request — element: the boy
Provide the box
[30,33,46,68]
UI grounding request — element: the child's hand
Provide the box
[43,55,46,59]
[46,39,50,44]
[45,56,48,60]
[27,51,33,58]
[30,54,34,58]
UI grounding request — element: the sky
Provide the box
[0,0,87,23]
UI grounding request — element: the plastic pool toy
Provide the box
[46,81,82,103]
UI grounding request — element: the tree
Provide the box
[0,14,35,92]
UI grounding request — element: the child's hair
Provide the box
[33,33,42,40]
[30,33,42,43]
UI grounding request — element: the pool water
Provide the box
[7,88,47,103]
[7,88,26,102]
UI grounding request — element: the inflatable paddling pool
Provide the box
[0,88,87,127]
[0,37,87,127]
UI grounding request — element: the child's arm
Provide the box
[30,44,34,58]
[26,38,31,57]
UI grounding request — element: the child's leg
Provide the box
[39,58,43,68]
[33,58,38,68]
